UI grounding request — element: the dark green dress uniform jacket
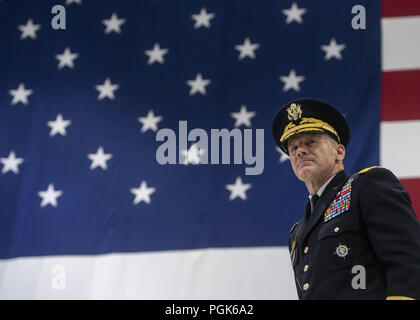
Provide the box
[288,167,420,300]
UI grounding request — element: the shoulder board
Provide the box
[358,166,381,175]
[290,222,299,233]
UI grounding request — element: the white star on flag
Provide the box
[65,0,82,5]
[186,73,211,96]
[282,2,307,24]
[55,47,79,69]
[231,105,256,128]
[181,144,206,165]
[280,69,305,92]
[18,19,41,40]
[321,38,346,60]
[130,181,156,205]
[191,7,215,29]
[1,151,24,174]
[102,13,126,34]
[38,184,63,208]
[235,38,260,60]
[144,43,169,65]
[9,83,33,105]
[87,147,113,170]
[276,147,290,163]
[47,114,72,137]
[138,110,163,133]
[95,78,119,100]
[226,177,252,201]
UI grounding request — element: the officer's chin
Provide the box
[295,165,315,182]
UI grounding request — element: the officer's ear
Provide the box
[336,144,346,161]
[325,133,345,161]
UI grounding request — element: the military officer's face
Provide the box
[287,133,345,183]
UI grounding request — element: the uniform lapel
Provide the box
[301,170,349,241]
[295,201,311,240]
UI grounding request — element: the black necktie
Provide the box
[310,194,319,214]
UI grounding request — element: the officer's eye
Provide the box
[307,139,316,145]
[288,145,297,154]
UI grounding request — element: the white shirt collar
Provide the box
[309,174,336,200]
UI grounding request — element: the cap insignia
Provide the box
[286,103,302,121]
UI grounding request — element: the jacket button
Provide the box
[303,283,310,291]
[334,227,340,233]
[304,265,309,272]
[304,246,309,254]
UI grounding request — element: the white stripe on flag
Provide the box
[0,247,297,299]
[380,120,420,178]
[381,16,420,71]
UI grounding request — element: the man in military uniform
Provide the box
[272,98,420,300]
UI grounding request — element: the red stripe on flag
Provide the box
[381,70,420,121]
[382,0,420,17]
[400,178,420,220]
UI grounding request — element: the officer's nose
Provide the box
[296,145,308,158]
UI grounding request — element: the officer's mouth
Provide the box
[296,159,315,169]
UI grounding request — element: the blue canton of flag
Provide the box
[0,0,380,260]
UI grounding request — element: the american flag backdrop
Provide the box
[0,0,418,299]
